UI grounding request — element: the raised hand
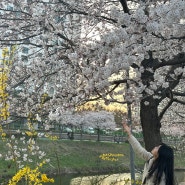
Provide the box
[122,121,131,137]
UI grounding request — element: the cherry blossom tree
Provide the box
[0,0,185,150]
[81,111,116,141]
[83,111,116,129]
[49,109,116,136]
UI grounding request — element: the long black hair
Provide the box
[147,143,174,185]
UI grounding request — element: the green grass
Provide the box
[0,138,184,178]
[39,139,134,173]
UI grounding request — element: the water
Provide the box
[45,170,185,185]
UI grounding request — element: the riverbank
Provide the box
[0,139,185,179]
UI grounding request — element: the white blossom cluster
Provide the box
[3,133,49,169]
[0,0,184,142]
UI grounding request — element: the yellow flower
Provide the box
[99,153,124,161]
[2,48,9,58]
[8,163,54,185]
[1,132,6,137]
[48,135,59,141]
[41,174,49,182]
[25,131,38,137]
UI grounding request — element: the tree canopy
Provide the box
[0,0,185,150]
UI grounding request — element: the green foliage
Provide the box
[0,138,184,179]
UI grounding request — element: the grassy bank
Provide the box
[0,138,184,178]
[37,139,144,175]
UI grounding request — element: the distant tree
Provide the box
[77,101,127,125]
[83,111,116,141]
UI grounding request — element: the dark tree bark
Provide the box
[139,56,162,151]
[139,53,185,151]
[140,97,162,151]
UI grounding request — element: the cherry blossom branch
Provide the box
[0,33,42,43]
[156,69,183,105]
[119,0,130,13]
[172,91,185,97]
[152,32,185,40]
[110,79,139,86]
[173,98,185,105]
[153,53,185,69]
[159,99,173,121]
[11,75,31,89]
[58,0,118,24]
[174,111,185,118]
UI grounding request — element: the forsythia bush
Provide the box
[8,161,54,185]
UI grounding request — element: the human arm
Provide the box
[123,122,153,161]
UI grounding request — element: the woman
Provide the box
[123,122,175,185]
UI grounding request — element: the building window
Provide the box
[7,5,13,11]
[21,55,28,63]
[22,47,29,54]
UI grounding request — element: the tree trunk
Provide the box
[140,97,162,151]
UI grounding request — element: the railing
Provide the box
[48,132,127,143]
[2,129,142,143]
